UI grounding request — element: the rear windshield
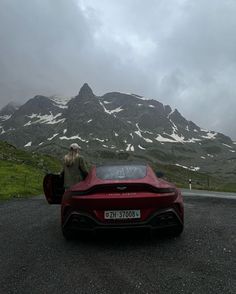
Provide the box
[96,164,147,180]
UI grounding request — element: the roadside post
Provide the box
[189,178,192,190]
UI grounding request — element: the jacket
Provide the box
[63,156,90,189]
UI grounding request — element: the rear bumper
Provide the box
[62,208,183,232]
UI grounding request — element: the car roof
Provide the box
[95,161,148,167]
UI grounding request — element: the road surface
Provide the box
[0,192,235,294]
[182,188,236,199]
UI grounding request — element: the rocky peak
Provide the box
[170,109,188,126]
[77,83,95,99]
[15,95,56,116]
[0,102,20,116]
[164,105,172,116]
[1,83,236,182]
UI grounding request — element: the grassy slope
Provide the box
[0,141,62,200]
[89,150,236,192]
[1,140,235,200]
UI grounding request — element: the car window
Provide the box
[96,164,147,180]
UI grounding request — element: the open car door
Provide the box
[43,173,65,204]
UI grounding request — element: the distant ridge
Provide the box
[0,83,236,180]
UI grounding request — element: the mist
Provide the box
[1,0,236,139]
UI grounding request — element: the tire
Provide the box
[168,225,184,237]
[62,228,75,240]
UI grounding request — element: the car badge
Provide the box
[116,186,127,190]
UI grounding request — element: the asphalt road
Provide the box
[182,188,236,200]
[0,193,235,294]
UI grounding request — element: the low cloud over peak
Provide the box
[1,0,236,139]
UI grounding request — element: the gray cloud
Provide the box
[0,0,236,139]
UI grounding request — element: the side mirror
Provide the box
[156,171,164,178]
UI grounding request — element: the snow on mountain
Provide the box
[0,114,12,121]
[0,83,235,177]
[24,112,65,126]
[49,95,72,109]
[130,93,152,101]
[175,163,200,172]
[99,101,124,115]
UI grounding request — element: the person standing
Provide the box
[63,143,90,189]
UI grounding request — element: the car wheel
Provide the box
[62,228,75,240]
[168,225,184,237]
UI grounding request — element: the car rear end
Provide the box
[61,163,184,238]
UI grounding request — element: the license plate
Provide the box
[104,210,141,219]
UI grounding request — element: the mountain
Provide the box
[1,83,236,182]
[0,101,20,121]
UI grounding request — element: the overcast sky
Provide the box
[1,0,236,139]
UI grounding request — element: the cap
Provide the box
[70,143,80,150]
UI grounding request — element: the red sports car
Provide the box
[44,162,184,239]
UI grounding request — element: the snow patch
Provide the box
[24,141,32,147]
[0,126,5,134]
[63,129,67,134]
[59,135,88,142]
[130,93,151,101]
[155,132,201,144]
[201,131,217,140]
[222,143,232,149]
[94,137,105,142]
[47,133,58,141]
[109,106,124,114]
[170,132,185,142]
[99,101,124,115]
[50,96,71,109]
[135,130,153,142]
[201,156,206,159]
[145,138,153,143]
[135,123,153,142]
[175,164,200,172]
[148,105,155,108]
[155,134,176,143]
[87,119,93,123]
[0,115,12,121]
[165,119,196,143]
[138,145,146,150]
[126,144,134,151]
[167,109,175,119]
[25,112,65,125]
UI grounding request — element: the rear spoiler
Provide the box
[68,183,176,196]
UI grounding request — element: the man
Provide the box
[63,143,90,189]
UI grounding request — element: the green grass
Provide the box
[0,141,62,200]
[0,161,43,199]
[1,140,236,200]
[212,182,236,193]
[147,160,236,192]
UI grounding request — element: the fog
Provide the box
[1,0,236,139]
